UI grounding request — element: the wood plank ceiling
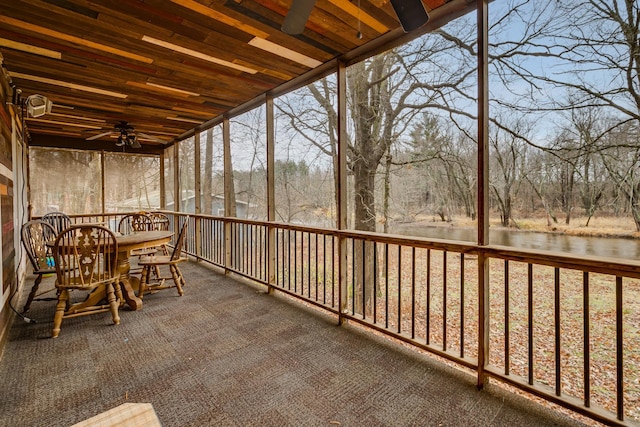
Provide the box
[0,0,458,151]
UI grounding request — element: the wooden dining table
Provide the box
[48,230,173,311]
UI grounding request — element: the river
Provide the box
[393,225,640,261]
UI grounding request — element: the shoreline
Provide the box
[394,215,640,240]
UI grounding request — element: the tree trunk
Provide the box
[352,148,378,316]
[353,157,378,232]
[382,153,391,233]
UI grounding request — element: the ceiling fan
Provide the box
[86,121,165,148]
[281,0,430,35]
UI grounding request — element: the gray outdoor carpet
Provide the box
[0,261,593,427]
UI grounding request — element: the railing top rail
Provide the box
[33,211,145,220]
[53,212,640,278]
[486,244,640,278]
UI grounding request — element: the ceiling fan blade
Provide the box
[130,138,142,149]
[390,0,429,33]
[86,131,114,141]
[282,0,316,35]
[137,132,167,143]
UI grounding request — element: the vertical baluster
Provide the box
[308,232,311,298]
[240,223,244,272]
[301,231,304,294]
[235,223,239,270]
[287,229,292,291]
[215,221,219,264]
[362,239,366,320]
[253,225,257,278]
[443,251,448,352]
[528,263,534,386]
[331,236,335,308]
[251,225,255,277]
[505,259,510,376]
[274,228,279,286]
[555,267,561,397]
[299,231,304,295]
[323,234,327,305]
[233,223,238,270]
[221,220,224,265]
[385,243,389,329]
[230,222,234,269]
[294,230,298,293]
[426,248,431,346]
[397,245,402,334]
[315,233,319,301]
[351,239,355,315]
[373,241,378,323]
[411,247,416,340]
[460,253,465,359]
[583,271,590,408]
[259,226,264,281]
[247,224,251,275]
[616,276,624,421]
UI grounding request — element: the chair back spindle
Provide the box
[118,213,153,234]
[41,211,72,236]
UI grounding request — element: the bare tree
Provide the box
[489,115,530,227]
[600,122,640,230]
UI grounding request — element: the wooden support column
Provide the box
[100,150,106,217]
[223,117,232,272]
[194,132,202,259]
[159,153,165,210]
[337,60,348,325]
[477,0,490,390]
[174,142,180,212]
[194,132,201,214]
[266,96,276,293]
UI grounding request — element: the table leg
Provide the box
[117,250,143,310]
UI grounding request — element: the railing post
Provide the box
[194,133,202,261]
[266,96,275,294]
[223,116,233,274]
[337,60,348,325]
[477,0,490,389]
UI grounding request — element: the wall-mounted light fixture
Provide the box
[25,94,52,118]
[10,84,22,106]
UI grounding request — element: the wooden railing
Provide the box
[51,211,640,426]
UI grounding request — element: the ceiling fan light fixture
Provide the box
[390,0,430,33]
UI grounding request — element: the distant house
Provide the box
[114,189,253,218]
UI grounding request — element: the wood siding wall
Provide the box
[0,53,17,351]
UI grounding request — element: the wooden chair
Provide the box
[117,213,154,234]
[118,213,156,275]
[149,212,171,255]
[20,220,58,312]
[41,211,71,236]
[138,221,188,300]
[51,225,120,338]
[149,212,170,231]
